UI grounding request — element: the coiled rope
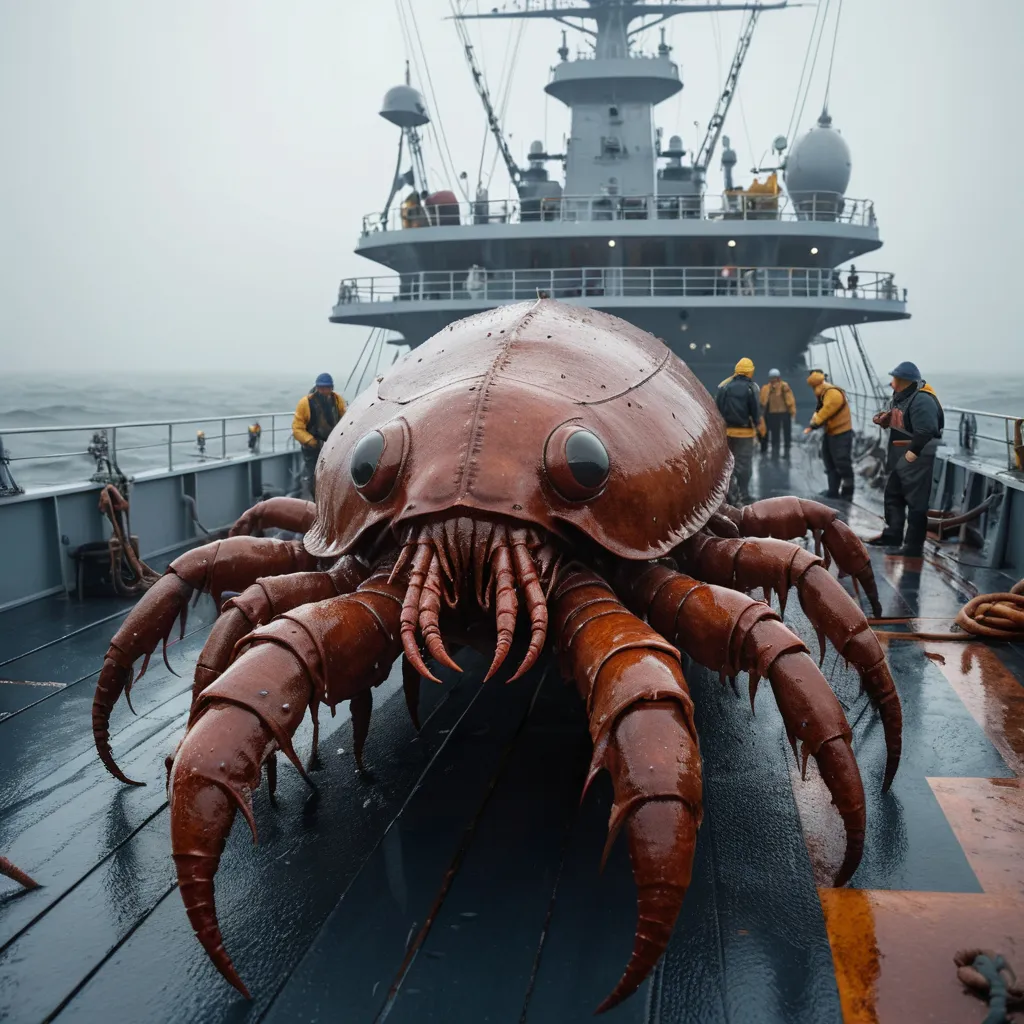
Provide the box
[872,579,1024,643]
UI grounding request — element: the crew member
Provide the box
[869,361,944,557]
[293,373,346,500]
[716,357,761,505]
[803,370,854,499]
[759,368,797,458]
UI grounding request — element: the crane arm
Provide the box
[452,15,521,187]
[694,5,761,173]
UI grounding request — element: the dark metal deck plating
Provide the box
[1,457,1021,1024]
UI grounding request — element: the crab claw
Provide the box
[94,573,193,785]
[0,855,40,890]
[595,701,701,1014]
[169,644,312,996]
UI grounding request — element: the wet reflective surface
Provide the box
[1,451,1021,1022]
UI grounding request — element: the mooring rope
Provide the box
[870,580,1024,643]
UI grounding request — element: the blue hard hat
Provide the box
[888,361,920,380]
[315,372,334,388]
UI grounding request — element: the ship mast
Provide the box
[455,0,788,197]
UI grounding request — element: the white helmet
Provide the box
[768,368,781,377]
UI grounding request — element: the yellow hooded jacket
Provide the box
[293,391,347,448]
[806,371,852,435]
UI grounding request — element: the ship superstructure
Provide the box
[329,0,908,389]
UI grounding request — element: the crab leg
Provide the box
[158,558,371,787]
[0,855,40,890]
[718,496,882,617]
[93,537,317,785]
[169,565,405,996]
[552,567,702,1014]
[227,496,317,537]
[615,560,867,888]
[190,556,369,708]
[681,532,902,790]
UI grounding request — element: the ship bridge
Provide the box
[333,0,909,386]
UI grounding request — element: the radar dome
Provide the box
[380,85,430,129]
[784,111,851,202]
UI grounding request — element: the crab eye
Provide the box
[350,420,407,502]
[545,425,610,501]
[351,431,385,487]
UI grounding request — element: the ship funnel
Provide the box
[380,84,430,129]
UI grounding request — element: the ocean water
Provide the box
[0,369,1019,489]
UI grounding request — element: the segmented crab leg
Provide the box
[190,556,369,709]
[719,496,883,617]
[159,557,371,787]
[552,567,702,1015]
[681,532,902,790]
[169,564,405,996]
[93,537,317,785]
[227,497,317,537]
[616,560,867,890]
[0,855,39,890]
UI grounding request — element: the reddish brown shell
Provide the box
[305,300,731,561]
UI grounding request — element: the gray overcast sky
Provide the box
[0,0,1019,379]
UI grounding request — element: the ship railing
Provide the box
[0,411,297,492]
[797,387,1023,474]
[940,406,1024,472]
[334,266,905,306]
[360,191,876,234]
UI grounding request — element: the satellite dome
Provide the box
[784,110,851,201]
[380,85,430,129]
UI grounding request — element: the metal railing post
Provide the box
[271,415,276,452]
[167,424,173,470]
[221,419,227,458]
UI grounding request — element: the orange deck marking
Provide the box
[792,626,1024,1021]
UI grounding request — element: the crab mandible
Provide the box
[92,300,901,1012]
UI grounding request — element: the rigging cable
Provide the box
[486,18,526,192]
[822,0,845,113]
[729,12,757,168]
[396,0,464,198]
[792,0,832,138]
[785,0,827,143]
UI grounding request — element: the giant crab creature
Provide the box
[92,301,901,1013]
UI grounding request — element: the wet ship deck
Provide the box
[2,454,1022,1024]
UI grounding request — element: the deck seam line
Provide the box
[0,620,212,725]
[517,750,583,1023]
[42,882,178,1023]
[0,802,169,955]
[0,608,131,670]
[372,665,552,1023]
[256,658,500,1022]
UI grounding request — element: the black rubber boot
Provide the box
[867,531,902,547]
[887,511,927,557]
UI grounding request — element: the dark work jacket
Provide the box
[886,382,944,461]
[307,390,342,443]
[715,376,761,433]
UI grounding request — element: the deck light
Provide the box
[727,239,736,248]
[689,342,697,350]
[811,246,819,255]
[608,239,616,247]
